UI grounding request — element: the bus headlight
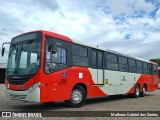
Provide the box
[28,82,41,93]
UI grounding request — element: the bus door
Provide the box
[91,50,104,85]
[45,37,71,101]
[118,56,132,94]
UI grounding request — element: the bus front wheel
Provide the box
[65,85,86,108]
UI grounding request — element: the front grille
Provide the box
[9,94,26,100]
[7,79,29,85]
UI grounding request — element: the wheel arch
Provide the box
[136,83,140,87]
[73,83,87,96]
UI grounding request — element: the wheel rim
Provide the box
[136,86,140,96]
[71,90,83,104]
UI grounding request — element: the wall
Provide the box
[0,69,5,83]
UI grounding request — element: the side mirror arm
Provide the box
[1,42,11,57]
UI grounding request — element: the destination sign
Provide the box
[11,32,42,44]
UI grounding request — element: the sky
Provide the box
[0,0,160,63]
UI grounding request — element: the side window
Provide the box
[148,64,152,74]
[143,62,149,74]
[119,56,128,64]
[92,51,97,67]
[128,58,136,73]
[72,45,79,55]
[72,45,88,66]
[98,52,102,68]
[107,53,118,63]
[136,61,143,74]
[73,45,87,57]
[46,45,67,64]
[106,53,118,71]
[45,40,67,73]
[51,47,67,64]
[153,65,158,75]
[118,56,128,72]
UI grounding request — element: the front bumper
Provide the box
[6,87,40,102]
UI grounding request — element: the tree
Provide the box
[150,59,160,66]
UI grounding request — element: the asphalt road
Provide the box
[0,84,160,119]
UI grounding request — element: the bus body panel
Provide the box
[5,30,159,104]
[127,74,159,93]
[40,67,107,102]
[6,86,40,102]
[5,66,158,102]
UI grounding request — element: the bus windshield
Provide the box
[6,42,41,75]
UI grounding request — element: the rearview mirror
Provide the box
[1,42,11,57]
[1,47,5,57]
[51,43,57,54]
[48,43,57,54]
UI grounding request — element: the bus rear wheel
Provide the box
[140,85,146,97]
[65,85,86,108]
[133,84,140,98]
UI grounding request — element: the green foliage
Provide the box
[150,59,160,66]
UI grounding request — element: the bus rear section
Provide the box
[4,30,159,107]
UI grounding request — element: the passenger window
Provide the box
[119,64,128,72]
[153,65,158,75]
[118,56,128,72]
[128,59,136,66]
[137,61,143,68]
[136,61,143,74]
[119,56,128,65]
[107,62,119,71]
[98,52,102,68]
[106,53,118,71]
[107,53,118,63]
[92,51,97,67]
[72,45,88,57]
[128,59,136,73]
[148,64,152,74]
[143,62,149,74]
[72,45,88,66]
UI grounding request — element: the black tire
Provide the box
[140,85,146,97]
[133,84,140,98]
[65,85,86,108]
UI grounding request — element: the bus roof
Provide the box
[41,30,73,42]
[16,30,73,43]
[23,30,151,64]
[73,39,150,63]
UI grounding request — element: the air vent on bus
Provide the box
[9,94,26,100]
[61,79,67,84]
